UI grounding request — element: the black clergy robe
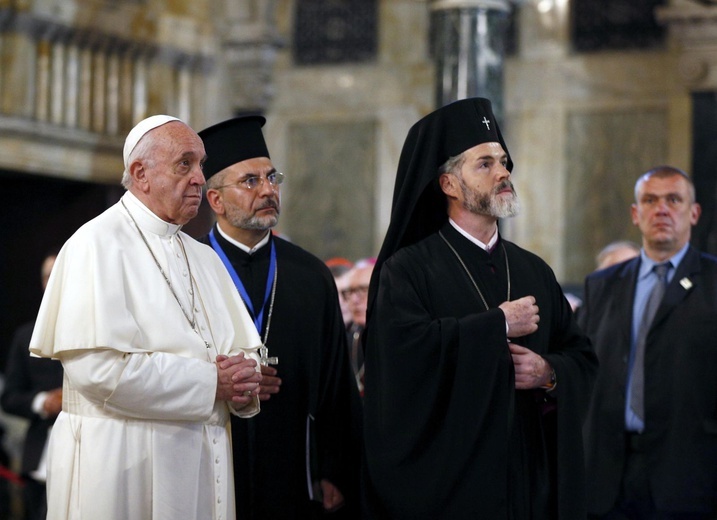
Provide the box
[201,228,361,520]
[363,222,597,519]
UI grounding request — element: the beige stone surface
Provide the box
[0,0,712,282]
[0,0,218,186]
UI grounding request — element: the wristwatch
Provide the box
[542,369,557,391]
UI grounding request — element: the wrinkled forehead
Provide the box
[153,122,205,156]
[227,156,274,174]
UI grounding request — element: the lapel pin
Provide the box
[679,277,692,290]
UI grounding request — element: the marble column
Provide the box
[219,0,283,115]
[430,0,515,119]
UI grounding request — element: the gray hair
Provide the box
[595,240,640,269]
[206,169,230,190]
[121,133,157,189]
[439,152,466,178]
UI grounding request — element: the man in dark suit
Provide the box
[580,165,717,519]
[1,251,63,520]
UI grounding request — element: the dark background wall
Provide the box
[692,92,717,258]
[0,172,121,372]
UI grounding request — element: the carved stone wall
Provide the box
[0,0,217,182]
[657,0,717,90]
[217,0,283,114]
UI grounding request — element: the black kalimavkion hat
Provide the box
[198,115,270,179]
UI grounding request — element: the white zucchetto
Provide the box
[123,115,182,169]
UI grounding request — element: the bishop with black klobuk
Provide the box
[362,98,598,519]
[198,116,361,520]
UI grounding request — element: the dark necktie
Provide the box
[630,262,670,422]
[349,324,365,394]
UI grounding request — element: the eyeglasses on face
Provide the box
[341,285,369,300]
[215,171,284,191]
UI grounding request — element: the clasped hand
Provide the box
[215,353,262,406]
[499,296,551,389]
[508,343,553,390]
[499,295,539,338]
[43,388,63,418]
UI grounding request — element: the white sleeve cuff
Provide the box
[32,391,50,418]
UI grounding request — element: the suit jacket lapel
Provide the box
[650,245,700,333]
[613,258,640,350]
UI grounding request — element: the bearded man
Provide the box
[362,98,597,519]
[198,116,361,519]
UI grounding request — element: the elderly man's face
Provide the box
[344,265,373,327]
[212,157,281,231]
[142,122,206,225]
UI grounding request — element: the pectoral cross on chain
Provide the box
[259,345,279,366]
[193,327,211,349]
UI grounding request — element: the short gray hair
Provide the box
[595,240,640,269]
[634,165,696,203]
[206,169,229,190]
[439,152,466,178]
[121,133,157,189]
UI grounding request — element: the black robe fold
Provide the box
[202,229,362,519]
[363,222,597,519]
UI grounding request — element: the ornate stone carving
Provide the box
[679,56,708,82]
[657,1,717,88]
[220,0,283,114]
[0,2,216,182]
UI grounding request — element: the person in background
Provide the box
[2,250,62,520]
[342,258,375,396]
[325,257,354,329]
[566,240,641,316]
[199,115,361,519]
[362,98,597,519]
[580,166,717,519]
[0,387,17,519]
[595,240,640,271]
[28,115,263,520]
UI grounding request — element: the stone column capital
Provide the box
[657,2,717,88]
[219,3,283,113]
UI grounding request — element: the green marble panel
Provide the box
[564,108,666,283]
[284,119,376,262]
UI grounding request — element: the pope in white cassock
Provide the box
[29,115,264,520]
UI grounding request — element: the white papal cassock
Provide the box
[30,191,262,520]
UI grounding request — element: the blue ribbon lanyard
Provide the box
[209,229,276,335]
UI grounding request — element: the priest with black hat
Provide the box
[362,98,598,519]
[198,116,361,520]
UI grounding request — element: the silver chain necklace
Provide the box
[439,230,510,310]
[259,264,279,366]
[122,200,197,330]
